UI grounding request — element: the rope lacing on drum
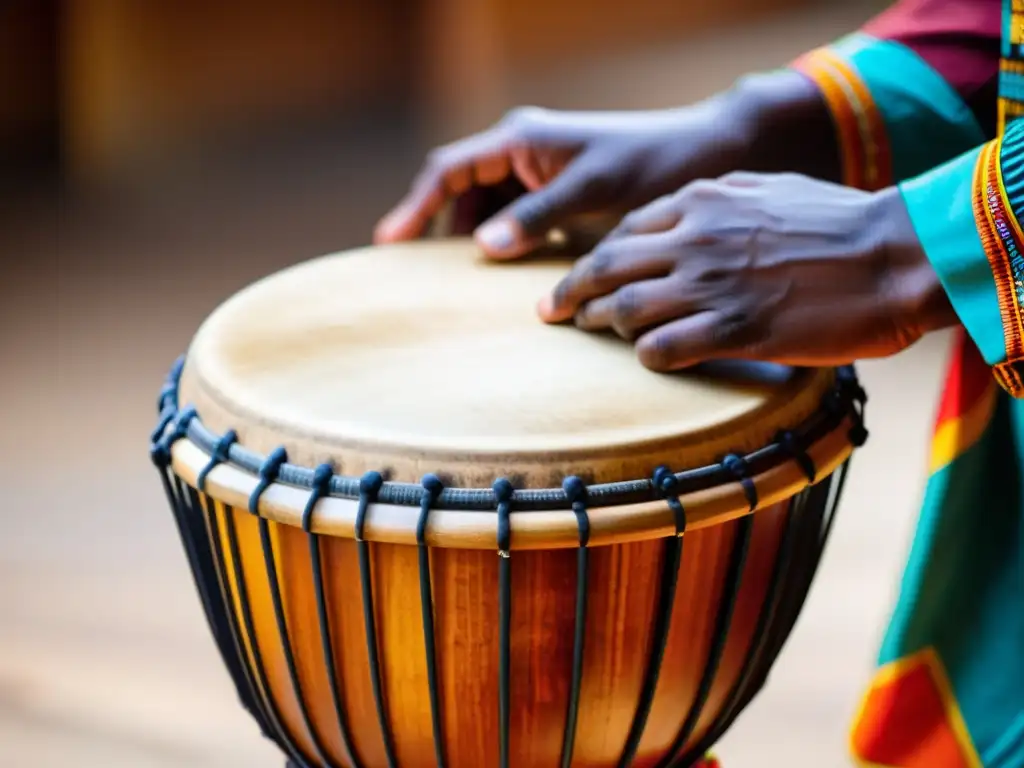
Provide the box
[197,429,238,492]
[352,469,399,766]
[493,476,515,768]
[149,405,196,468]
[417,474,447,768]
[155,356,184,414]
[151,358,868,512]
[150,407,176,446]
[558,475,591,767]
[151,356,186,445]
[839,367,869,447]
[248,447,288,516]
[494,478,514,558]
[722,454,758,512]
[775,430,817,484]
[652,466,687,536]
[826,368,869,448]
[301,464,334,532]
[354,471,384,542]
[615,464,689,768]
[562,476,590,547]
[417,474,444,546]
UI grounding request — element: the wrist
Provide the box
[870,186,959,337]
[723,70,842,182]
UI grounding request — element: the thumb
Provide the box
[474,159,608,260]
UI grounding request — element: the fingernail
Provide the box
[537,295,566,324]
[374,212,401,242]
[476,219,516,253]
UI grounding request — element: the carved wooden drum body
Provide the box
[150,240,868,768]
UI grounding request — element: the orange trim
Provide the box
[973,139,1024,366]
[792,51,865,189]
[849,648,983,768]
[813,48,892,190]
[790,46,891,191]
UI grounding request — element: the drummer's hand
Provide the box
[374,103,754,260]
[539,173,958,369]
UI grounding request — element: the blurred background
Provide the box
[3,0,953,765]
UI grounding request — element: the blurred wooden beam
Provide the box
[60,0,411,183]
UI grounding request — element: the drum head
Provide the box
[178,239,833,485]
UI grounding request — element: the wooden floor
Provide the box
[2,4,944,766]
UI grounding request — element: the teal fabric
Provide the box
[899,146,1008,367]
[876,390,1024,766]
[830,33,987,181]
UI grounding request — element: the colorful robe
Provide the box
[789,0,1024,765]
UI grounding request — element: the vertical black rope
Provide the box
[559,476,590,768]
[767,470,842,666]
[656,455,756,768]
[192,429,271,735]
[150,408,227,669]
[723,476,833,728]
[417,474,447,768]
[224,447,312,768]
[617,467,689,768]
[494,477,514,768]
[355,471,399,768]
[305,473,363,768]
[680,437,818,764]
[201,492,277,741]
[260,463,339,767]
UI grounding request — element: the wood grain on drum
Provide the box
[198,490,812,767]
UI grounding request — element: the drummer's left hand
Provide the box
[538,172,958,370]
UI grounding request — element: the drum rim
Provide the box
[151,355,867,514]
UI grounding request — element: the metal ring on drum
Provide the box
[149,238,868,768]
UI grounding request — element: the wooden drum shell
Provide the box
[151,241,866,767]
[155,392,856,768]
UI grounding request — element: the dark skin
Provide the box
[375,71,958,368]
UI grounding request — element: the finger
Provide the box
[374,128,512,243]
[606,194,683,241]
[573,275,697,339]
[475,156,617,260]
[450,178,528,236]
[635,309,772,371]
[538,230,679,322]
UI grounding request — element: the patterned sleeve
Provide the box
[790,0,1000,191]
[899,118,1024,396]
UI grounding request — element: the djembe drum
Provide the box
[149,239,867,768]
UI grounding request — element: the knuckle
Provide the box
[721,170,759,187]
[612,285,640,321]
[678,179,722,203]
[585,245,615,281]
[425,146,452,172]
[617,209,644,235]
[503,105,545,135]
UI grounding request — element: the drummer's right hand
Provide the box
[373,103,754,261]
